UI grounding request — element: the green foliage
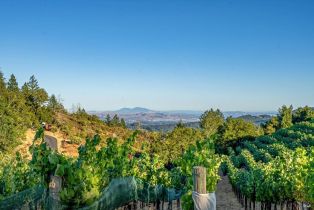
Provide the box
[225,120,314,206]
[22,75,52,124]
[200,109,224,137]
[293,106,314,123]
[0,72,60,152]
[155,126,204,163]
[278,105,293,129]
[105,114,127,128]
[48,94,64,113]
[218,117,263,145]
[7,74,19,92]
[0,77,30,151]
[0,98,24,151]
[176,139,222,209]
[0,152,41,200]
[263,105,313,135]
[262,116,279,135]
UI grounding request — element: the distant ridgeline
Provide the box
[235,114,273,125]
[91,108,276,131]
[127,121,200,132]
[127,114,273,132]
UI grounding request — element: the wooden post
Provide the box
[193,166,206,193]
[47,135,62,210]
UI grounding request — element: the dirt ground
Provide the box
[17,129,79,158]
[216,174,244,210]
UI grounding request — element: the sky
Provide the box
[0,0,313,111]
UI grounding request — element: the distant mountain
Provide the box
[116,107,153,114]
[88,108,277,130]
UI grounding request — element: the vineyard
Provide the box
[222,120,314,210]
[0,128,221,209]
[0,83,313,210]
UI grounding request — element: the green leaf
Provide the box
[55,164,65,176]
[48,153,59,165]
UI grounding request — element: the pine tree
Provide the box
[111,114,120,126]
[27,75,39,91]
[22,76,49,125]
[120,118,126,128]
[7,74,19,92]
[0,71,6,94]
[105,114,111,125]
[48,94,64,112]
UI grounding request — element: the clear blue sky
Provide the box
[0,0,313,111]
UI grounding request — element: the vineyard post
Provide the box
[47,135,62,210]
[49,175,62,209]
[193,166,206,194]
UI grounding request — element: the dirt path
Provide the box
[216,174,244,210]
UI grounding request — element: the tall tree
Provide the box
[120,118,126,128]
[105,114,111,125]
[7,74,19,92]
[200,109,224,137]
[27,75,39,91]
[0,71,6,94]
[111,114,120,126]
[22,76,49,124]
[48,94,64,112]
[278,105,293,128]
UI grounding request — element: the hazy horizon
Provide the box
[87,107,278,113]
[1,1,313,111]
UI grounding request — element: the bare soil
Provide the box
[216,175,244,210]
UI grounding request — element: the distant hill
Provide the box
[116,107,153,114]
[89,108,277,131]
[236,114,273,125]
[128,121,200,132]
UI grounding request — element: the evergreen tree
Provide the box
[48,94,58,110]
[111,114,120,126]
[22,76,50,124]
[105,114,111,125]
[0,71,6,94]
[7,74,19,92]
[120,118,126,128]
[27,75,39,91]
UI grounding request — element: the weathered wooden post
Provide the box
[46,135,62,210]
[193,166,206,194]
[48,176,62,209]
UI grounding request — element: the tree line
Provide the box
[0,72,64,151]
